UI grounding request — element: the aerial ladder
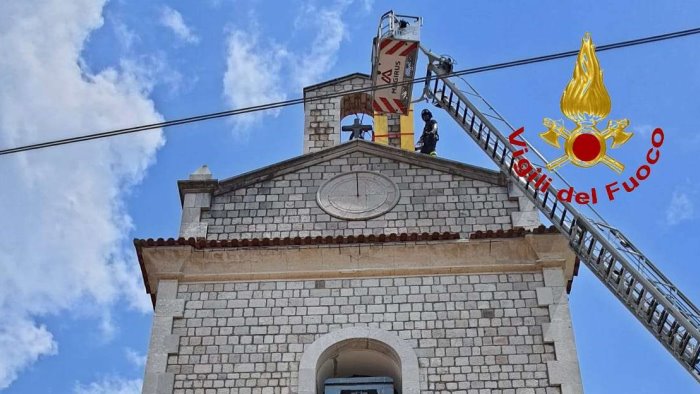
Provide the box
[370,10,700,382]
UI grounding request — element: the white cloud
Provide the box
[159,6,199,44]
[0,0,163,389]
[98,311,117,342]
[124,348,147,369]
[291,1,350,88]
[222,0,354,130]
[74,377,142,394]
[665,190,695,226]
[121,53,187,97]
[113,21,139,52]
[0,320,58,388]
[222,29,288,129]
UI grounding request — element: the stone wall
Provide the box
[166,272,559,394]
[202,150,518,241]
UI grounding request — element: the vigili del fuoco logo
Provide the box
[508,33,665,204]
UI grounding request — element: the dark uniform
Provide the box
[417,109,439,156]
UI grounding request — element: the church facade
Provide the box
[136,74,583,394]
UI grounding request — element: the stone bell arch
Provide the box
[302,73,413,154]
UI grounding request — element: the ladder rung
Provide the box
[635,289,646,307]
[559,209,568,227]
[647,301,659,323]
[620,275,634,297]
[576,229,586,249]
[596,248,606,271]
[636,293,650,316]
[586,237,596,257]
[657,311,669,334]
[668,322,680,346]
[604,256,615,277]
[678,332,691,355]
[508,155,515,176]
[615,267,625,285]
[550,199,558,219]
[568,218,577,236]
[691,345,700,367]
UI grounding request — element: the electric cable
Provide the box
[1,26,699,156]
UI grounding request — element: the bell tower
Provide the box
[302,73,414,154]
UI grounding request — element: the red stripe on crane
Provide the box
[372,100,384,113]
[385,41,405,55]
[380,97,397,113]
[379,39,392,51]
[393,99,406,114]
[399,42,418,57]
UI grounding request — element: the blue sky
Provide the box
[0,1,698,393]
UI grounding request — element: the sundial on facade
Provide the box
[316,171,399,220]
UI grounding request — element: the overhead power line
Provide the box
[1,26,699,157]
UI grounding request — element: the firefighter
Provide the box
[416,109,439,156]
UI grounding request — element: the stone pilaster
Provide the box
[142,280,184,394]
[537,267,584,394]
[508,180,541,230]
[177,165,217,239]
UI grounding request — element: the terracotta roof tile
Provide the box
[135,226,565,250]
[134,231,462,250]
[468,225,559,240]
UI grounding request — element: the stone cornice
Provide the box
[137,233,577,308]
[176,179,218,206]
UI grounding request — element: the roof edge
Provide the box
[215,140,505,195]
[134,225,572,307]
[177,179,218,206]
[303,73,370,93]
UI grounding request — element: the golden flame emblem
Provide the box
[540,33,632,173]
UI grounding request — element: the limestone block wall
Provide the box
[202,151,518,241]
[165,272,562,394]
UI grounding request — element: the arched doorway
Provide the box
[298,327,420,394]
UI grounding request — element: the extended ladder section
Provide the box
[421,53,700,382]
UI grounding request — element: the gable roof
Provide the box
[179,140,505,201]
[303,73,370,93]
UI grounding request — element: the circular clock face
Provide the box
[316,171,400,220]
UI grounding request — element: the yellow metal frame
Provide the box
[373,104,414,151]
